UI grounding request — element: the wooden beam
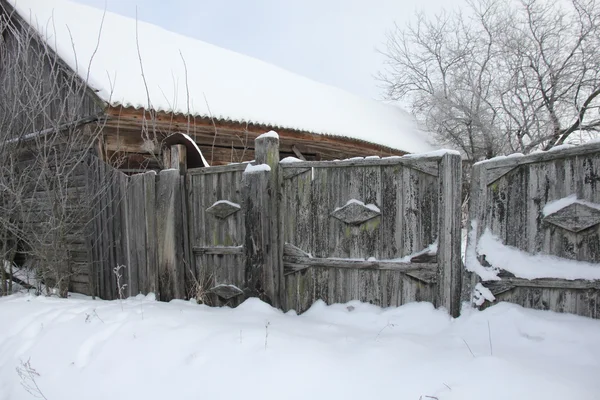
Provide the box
[291,145,307,161]
[192,246,244,255]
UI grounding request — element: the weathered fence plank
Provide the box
[156,169,186,300]
[437,153,462,316]
[241,134,281,306]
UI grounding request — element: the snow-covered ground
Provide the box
[1,294,599,400]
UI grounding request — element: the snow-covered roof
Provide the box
[8,0,436,153]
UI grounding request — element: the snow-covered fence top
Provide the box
[465,141,600,318]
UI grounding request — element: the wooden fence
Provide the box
[85,137,600,319]
[465,142,600,318]
[86,135,463,316]
[87,154,190,301]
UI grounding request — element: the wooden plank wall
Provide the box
[15,150,94,295]
[281,154,462,315]
[466,142,600,318]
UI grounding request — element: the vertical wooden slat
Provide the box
[156,170,186,300]
[437,153,462,316]
[144,171,158,294]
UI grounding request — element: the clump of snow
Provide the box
[543,195,600,216]
[473,283,496,306]
[280,157,303,164]
[474,153,525,166]
[465,221,501,281]
[256,131,279,140]
[389,241,438,263]
[478,230,600,280]
[177,132,210,167]
[1,295,600,400]
[543,194,579,216]
[404,149,461,158]
[334,199,380,213]
[548,144,575,152]
[365,156,380,160]
[212,200,241,209]
[244,163,271,174]
[10,0,436,154]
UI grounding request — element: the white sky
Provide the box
[72,0,464,100]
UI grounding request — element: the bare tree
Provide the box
[0,5,111,297]
[379,0,600,161]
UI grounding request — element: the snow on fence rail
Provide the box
[465,141,600,318]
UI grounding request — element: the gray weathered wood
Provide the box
[278,154,448,170]
[283,255,437,272]
[188,163,248,175]
[156,169,186,300]
[242,134,281,307]
[436,153,462,316]
[193,246,245,255]
[466,142,600,318]
[170,144,187,174]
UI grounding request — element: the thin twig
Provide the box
[487,320,493,356]
[462,338,475,358]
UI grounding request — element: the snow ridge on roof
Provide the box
[9,0,435,153]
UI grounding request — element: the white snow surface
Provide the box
[10,0,435,154]
[478,230,600,280]
[543,194,579,216]
[1,294,600,400]
[465,221,501,281]
[390,241,439,263]
[474,153,525,166]
[279,156,304,164]
[543,194,600,216]
[403,149,461,158]
[244,163,271,174]
[256,131,279,140]
[212,200,241,209]
[473,283,496,306]
[334,199,380,213]
[178,132,210,167]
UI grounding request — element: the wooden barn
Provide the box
[1,0,434,172]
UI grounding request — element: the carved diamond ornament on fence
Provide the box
[543,202,600,233]
[206,200,241,219]
[330,199,381,225]
[208,284,244,300]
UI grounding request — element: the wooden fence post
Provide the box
[169,144,187,174]
[437,152,463,317]
[156,169,186,301]
[242,132,282,307]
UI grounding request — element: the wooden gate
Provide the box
[186,134,281,307]
[187,163,248,306]
[280,152,463,315]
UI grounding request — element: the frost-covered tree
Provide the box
[379,0,600,161]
